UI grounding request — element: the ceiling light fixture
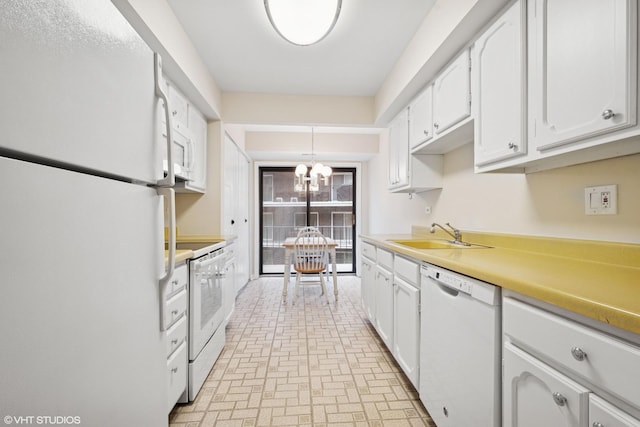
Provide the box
[264,0,342,46]
[295,128,332,192]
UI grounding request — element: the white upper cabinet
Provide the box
[168,84,189,132]
[433,49,472,136]
[528,0,637,151]
[474,0,527,167]
[409,84,434,150]
[185,108,207,192]
[388,108,409,190]
[388,108,443,193]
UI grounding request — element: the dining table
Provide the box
[281,236,339,302]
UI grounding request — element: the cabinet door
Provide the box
[433,49,471,135]
[474,0,527,166]
[409,85,434,150]
[393,277,420,388]
[168,83,189,131]
[388,109,409,189]
[590,394,640,427]
[361,257,376,322]
[186,108,207,191]
[503,342,590,427]
[374,266,394,350]
[529,0,637,150]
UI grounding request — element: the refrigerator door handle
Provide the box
[157,187,175,331]
[154,52,175,187]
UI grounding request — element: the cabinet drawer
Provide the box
[166,314,187,357]
[166,263,188,296]
[377,248,393,270]
[394,256,419,286]
[504,297,640,408]
[362,241,376,261]
[167,341,187,413]
[165,288,187,329]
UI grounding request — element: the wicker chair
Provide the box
[292,229,330,304]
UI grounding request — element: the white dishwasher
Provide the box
[419,263,501,427]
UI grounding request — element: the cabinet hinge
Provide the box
[468,56,472,71]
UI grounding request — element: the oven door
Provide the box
[189,251,225,359]
[162,126,193,181]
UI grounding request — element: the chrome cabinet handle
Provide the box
[593,423,604,427]
[602,109,615,120]
[571,347,587,361]
[552,392,567,406]
[171,367,178,373]
[434,122,440,129]
[171,339,178,345]
[423,130,429,136]
[508,142,518,150]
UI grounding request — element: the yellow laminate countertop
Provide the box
[362,227,640,335]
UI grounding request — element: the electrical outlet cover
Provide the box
[584,185,617,215]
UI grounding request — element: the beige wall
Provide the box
[367,135,640,244]
[175,121,223,235]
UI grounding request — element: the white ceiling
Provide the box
[166,0,436,97]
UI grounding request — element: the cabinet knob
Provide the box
[593,423,605,427]
[171,367,178,373]
[571,347,587,361]
[552,392,567,406]
[434,122,440,129]
[172,110,178,116]
[423,130,429,136]
[508,142,518,150]
[602,109,615,120]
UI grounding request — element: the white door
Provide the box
[0,157,167,426]
[433,49,471,135]
[474,0,527,166]
[236,152,250,290]
[0,0,162,184]
[409,85,434,150]
[503,342,590,427]
[529,0,637,150]
[393,277,420,388]
[374,266,394,350]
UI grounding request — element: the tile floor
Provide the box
[169,276,436,426]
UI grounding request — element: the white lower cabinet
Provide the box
[374,263,394,350]
[503,295,640,427]
[392,257,420,389]
[590,394,640,427]
[504,341,590,427]
[360,243,376,323]
[165,262,189,412]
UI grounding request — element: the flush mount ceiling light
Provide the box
[264,0,342,46]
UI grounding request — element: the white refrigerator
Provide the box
[0,1,178,425]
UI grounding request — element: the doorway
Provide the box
[259,166,356,275]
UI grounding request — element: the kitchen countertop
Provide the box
[164,234,232,264]
[361,226,640,335]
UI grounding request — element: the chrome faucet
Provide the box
[430,222,469,246]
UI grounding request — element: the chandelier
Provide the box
[295,128,332,192]
[264,0,342,46]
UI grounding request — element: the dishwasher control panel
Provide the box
[423,265,473,294]
[421,264,500,305]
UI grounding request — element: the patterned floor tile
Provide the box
[169,276,435,426]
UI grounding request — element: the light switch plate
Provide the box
[584,185,617,215]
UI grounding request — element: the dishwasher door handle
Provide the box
[428,277,460,297]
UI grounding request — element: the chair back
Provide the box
[293,230,328,274]
[296,226,319,236]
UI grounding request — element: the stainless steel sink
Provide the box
[389,239,490,249]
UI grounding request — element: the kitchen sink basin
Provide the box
[389,239,490,249]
